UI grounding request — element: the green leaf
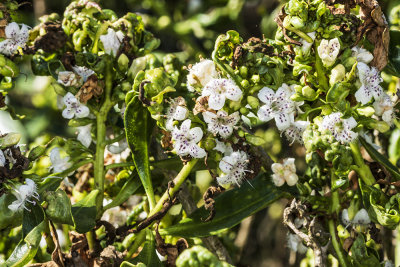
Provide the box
[131,229,163,267]
[71,189,99,233]
[5,221,45,267]
[0,193,22,230]
[6,205,45,267]
[44,189,74,225]
[22,204,44,238]
[350,234,380,267]
[360,137,400,181]
[160,173,284,237]
[124,96,156,209]
[104,172,142,210]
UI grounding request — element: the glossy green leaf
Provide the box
[160,173,284,237]
[104,172,142,210]
[124,96,156,209]
[5,221,45,267]
[0,193,22,230]
[71,189,99,233]
[44,189,74,225]
[6,205,45,267]
[360,137,400,181]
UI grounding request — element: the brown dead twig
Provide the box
[202,186,225,222]
[283,199,330,267]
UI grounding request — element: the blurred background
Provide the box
[2,0,400,266]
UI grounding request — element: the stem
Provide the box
[94,60,114,213]
[86,230,96,253]
[125,229,147,259]
[105,162,135,171]
[284,25,313,43]
[350,142,375,186]
[328,219,350,267]
[149,158,198,216]
[330,169,340,215]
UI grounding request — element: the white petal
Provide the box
[257,87,275,104]
[208,93,226,110]
[219,156,234,173]
[355,85,372,105]
[5,22,20,38]
[217,124,233,139]
[75,104,90,118]
[274,113,292,131]
[189,144,206,158]
[189,127,203,143]
[62,108,75,119]
[203,111,217,124]
[225,82,242,101]
[272,174,285,187]
[180,119,192,134]
[77,125,92,148]
[257,105,273,122]
[173,106,188,121]
[345,117,357,129]
[286,173,298,186]
[353,209,371,225]
[341,209,351,225]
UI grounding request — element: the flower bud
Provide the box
[290,16,305,29]
[329,64,345,86]
[251,74,260,84]
[301,85,317,99]
[203,136,216,151]
[0,132,21,149]
[239,66,248,78]
[357,106,375,117]
[240,107,249,115]
[118,53,130,72]
[241,79,250,88]
[247,96,259,109]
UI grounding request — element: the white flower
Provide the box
[213,140,233,155]
[217,151,251,186]
[0,22,29,56]
[284,120,309,144]
[355,62,383,104]
[62,92,90,119]
[172,119,206,158]
[72,66,95,82]
[101,206,127,227]
[351,46,373,64]
[341,208,371,226]
[203,110,240,138]
[8,179,40,212]
[317,38,340,67]
[49,147,72,173]
[57,71,79,87]
[320,112,358,143]
[287,233,308,254]
[76,124,92,148]
[166,97,188,131]
[300,32,316,55]
[201,78,242,110]
[187,59,218,92]
[100,28,124,56]
[257,84,300,131]
[373,94,394,124]
[271,158,298,186]
[0,150,5,167]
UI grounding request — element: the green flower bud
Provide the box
[290,16,305,29]
[302,85,317,99]
[118,53,130,72]
[239,66,248,78]
[0,77,13,91]
[0,132,21,149]
[357,106,375,117]
[240,107,249,115]
[238,129,245,138]
[251,74,260,84]
[321,105,332,115]
[329,64,346,86]
[241,79,250,88]
[343,57,357,70]
[247,96,259,109]
[290,93,304,102]
[203,136,216,151]
[28,145,46,161]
